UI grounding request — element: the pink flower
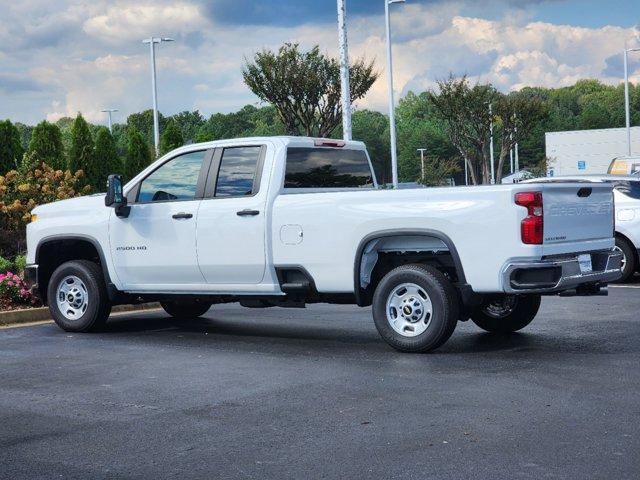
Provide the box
[7,281,14,286]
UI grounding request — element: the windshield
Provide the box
[611,181,640,200]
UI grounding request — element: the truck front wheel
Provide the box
[470,295,541,333]
[161,301,212,319]
[47,260,112,332]
[372,264,459,353]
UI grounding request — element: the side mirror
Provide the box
[105,174,131,218]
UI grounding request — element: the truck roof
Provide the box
[175,136,367,153]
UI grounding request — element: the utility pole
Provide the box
[624,46,640,156]
[101,109,118,133]
[489,102,495,184]
[142,37,174,156]
[417,148,427,182]
[385,0,406,188]
[509,132,514,174]
[337,0,352,141]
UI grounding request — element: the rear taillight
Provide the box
[515,191,543,245]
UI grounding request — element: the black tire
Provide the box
[615,236,636,283]
[470,295,541,333]
[372,264,459,353]
[161,301,212,319]
[47,260,111,332]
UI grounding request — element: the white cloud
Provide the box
[0,0,638,125]
[83,2,209,44]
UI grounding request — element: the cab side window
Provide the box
[214,146,262,197]
[137,151,207,203]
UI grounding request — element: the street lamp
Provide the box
[337,0,352,141]
[142,37,174,156]
[417,148,427,182]
[101,109,118,133]
[385,0,406,188]
[624,47,640,157]
[488,102,495,184]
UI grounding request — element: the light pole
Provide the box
[337,0,352,141]
[385,0,406,188]
[624,46,640,157]
[509,132,514,174]
[417,148,427,182]
[488,102,495,184]
[143,37,174,156]
[101,109,118,133]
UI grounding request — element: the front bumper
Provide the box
[24,264,39,293]
[502,250,623,294]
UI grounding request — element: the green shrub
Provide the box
[14,255,26,274]
[0,256,12,273]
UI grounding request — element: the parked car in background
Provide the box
[608,157,640,176]
[525,175,640,282]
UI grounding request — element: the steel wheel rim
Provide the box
[613,245,627,272]
[483,296,518,319]
[56,275,89,321]
[385,283,433,337]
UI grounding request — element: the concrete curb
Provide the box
[0,303,161,327]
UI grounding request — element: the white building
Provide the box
[545,127,640,176]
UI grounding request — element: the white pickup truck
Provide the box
[25,137,622,352]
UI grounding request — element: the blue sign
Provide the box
[548,168,555,177]
[578,160,586,170]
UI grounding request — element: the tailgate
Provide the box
[542,183,614,250]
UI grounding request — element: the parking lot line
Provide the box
[609,284,640,289]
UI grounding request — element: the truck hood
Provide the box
[32,193,106,217]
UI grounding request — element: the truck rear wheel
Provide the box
[372,264,459,353]
[470,295,541,333]
[47,260,111,332]
[161,301,212,319]
[614,236,636,283]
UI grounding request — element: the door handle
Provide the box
[172,212,193,220]
[237,209,260,217]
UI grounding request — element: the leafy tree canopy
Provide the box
[0,120,24,175]
[27,121,65,170]
[243,43,378,137]
[90,127,121,192]
[68,113,94,173]
[159,120,184,156]
[124,126,151,181]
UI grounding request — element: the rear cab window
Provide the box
[284,147,375,190]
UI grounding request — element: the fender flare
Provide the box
[353,229,467,306]
[35,234,117,300]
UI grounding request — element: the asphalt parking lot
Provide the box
[1,285,639,480]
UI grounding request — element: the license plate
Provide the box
[578,254,592,274]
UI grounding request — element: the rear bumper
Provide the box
[502,250,623,295]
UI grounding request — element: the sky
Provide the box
[1,0,639,126]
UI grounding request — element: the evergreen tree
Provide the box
[27,121,65,170]
[0,120,24,175]
[89,127,121,192]
[159,120,184,156]
[68,113,94,172]
[125,126,151,181]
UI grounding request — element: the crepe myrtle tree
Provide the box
[243,43,379,138]
[428,76,498,185]
[429,76,549,184]
[493,92,549,182]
